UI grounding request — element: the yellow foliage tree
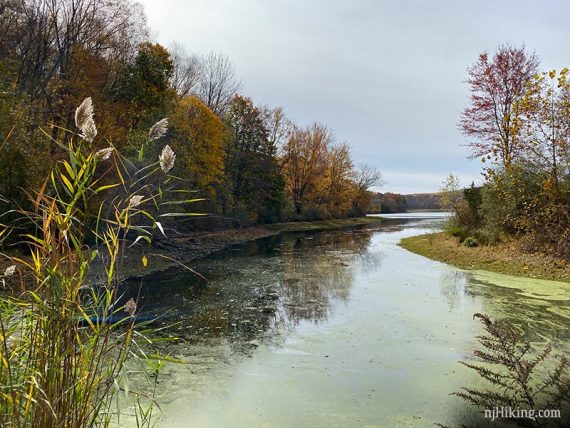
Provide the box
[281,124,358,218]
[170,96,225,194]
[516,68,570,198]
[321,143,354,217]
[281,124,330,215]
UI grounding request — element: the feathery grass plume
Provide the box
[75,97,97,142]
[129,194,144,208]
[95,147,114,160]
[3,265,15,276]
[74,97,94,130]
[159,145,176,173]
[149,118,169,142]
[81,118,97,143]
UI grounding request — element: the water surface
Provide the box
[123,215,570,427]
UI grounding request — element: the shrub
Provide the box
[473,227,502,245]
[453,314,570,427]
[523,204,570,259]
[446,222,469,243]
[479,167,544,237]
[477,166,570,257]
[461,184,483,228]
[462,237,478,247]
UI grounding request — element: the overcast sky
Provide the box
[138,0,570,193]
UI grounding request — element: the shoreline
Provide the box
[2,217,385,286]
[400,232,570,283]
[95,216,385,283]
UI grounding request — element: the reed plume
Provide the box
[3,265,15,276]
[74,97,97,142]
[149,118,169,142]
[95,147,114,160]
[159,145,176,173]
[129,194,144,208]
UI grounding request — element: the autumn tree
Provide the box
[460,44,539,168]
[223,95,284,223]
[169,47,240,116]
[320,143,354,217]
[0,59,50,223]
[281,123,331,215]
[0,0,148,121]
[54,47,129,144]
[263,106,293,148]
[0,0,150,225]
[516,69,570,197]
[0,1,378,230]
[351,164,383,215]
[169,42,203,97]
[112,42,175,131]
[439,174,462,212]
[170,96,225,195]
[279,125,368,218]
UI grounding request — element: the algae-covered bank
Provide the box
[122,214,570,427]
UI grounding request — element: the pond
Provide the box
[122,214,570,427]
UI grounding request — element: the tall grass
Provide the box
[0,98,197,427]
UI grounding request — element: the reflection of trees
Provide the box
[445,276,570,428]
[357,249,384,274]
[439,271,468,310]
[276,230,373,326]
[436,270,570,344]
[466,275,570,344]
[124,229,378,354]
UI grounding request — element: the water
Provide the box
[122,215,570,427]
[368,212,452,220]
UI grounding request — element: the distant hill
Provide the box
[405,193,441,211]
[368,192,441,213]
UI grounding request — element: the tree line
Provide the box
[0,0,382,236]
[452,43,570,258]
[368,192,441,213]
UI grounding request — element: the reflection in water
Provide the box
[437,268,570,345]
[465,273,570,345]
[120,217,570,428]
[439,270,469,310]
[278,231,374,326]
[121,227,378,351]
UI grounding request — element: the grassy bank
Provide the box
[400,232,570,282]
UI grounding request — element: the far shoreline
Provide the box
[88,216,386,284]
